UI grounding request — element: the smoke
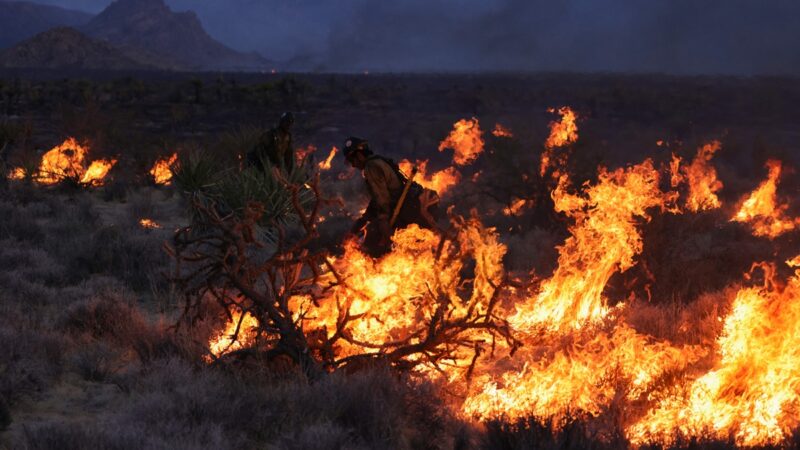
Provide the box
[29,0,800,74]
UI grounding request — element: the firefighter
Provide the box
[247,112,296,173]
[343,137,439,256]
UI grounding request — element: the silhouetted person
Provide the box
[248,112,295,173]
[343,137,439,256]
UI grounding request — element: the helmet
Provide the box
[278,112,295,128]
[343,137,371,158]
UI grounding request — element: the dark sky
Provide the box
[32,0,800,74]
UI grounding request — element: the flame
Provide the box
[139,218,161,229]
[439,118,485,166]
[731,160,798,238]
[683,141,723,212]
[398,159,461,195]
[511,160,666,333]
[80,159,116,186]
[628,261,800,447]
[492,123,514,138]
[207,309,259,359]
[318,146,338,171]
[30,137,116,186]
[669,153,683,188]
[150,153,178,185]
[540,107,579,177]
[37,137,89,184]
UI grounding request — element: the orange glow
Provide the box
[139,218,161,229]
[540,107,579,177]
[669,153,683,188]
[398,159,461,195]
[438,117,485,166]
[150,153,178,185]
[207,309,259,359]
[683,141,723,212]
[318,146,338,171]
[492,123,514,138]
[731,160,799,238]
[297,144,317,162]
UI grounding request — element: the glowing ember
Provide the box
[297,144,317,162]
[150,153,178,185]
[318,146,338,171]
[731,160,798,238]
[502,198,528,216]
[207,309,259,359]
[683,141,723,212]
[398,159,461,195]
[492,123,514,138]
[540,106,579,177]
[438,117,485,166]
[139,218,161,229]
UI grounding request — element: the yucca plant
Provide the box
[173,149,314,237]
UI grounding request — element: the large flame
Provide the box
[398,159,461,195]
[33,137,116,186]
[150,153,178,185]
[683,141,723,212]
[731,160,798,238]
[439,118,485,166]
[540,107,579,177]
[629,260,800,447]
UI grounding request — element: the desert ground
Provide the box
[1,71,800,449]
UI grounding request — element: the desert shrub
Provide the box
[0,201,45,242]
[58,293,144,341]
[0,393,11,431]
[63,224,169,291]
[0,326,65,404]
[69,341,121,382]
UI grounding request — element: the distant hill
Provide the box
[0,0,92,49]
[82,0,270,71]
[0,27,157,70]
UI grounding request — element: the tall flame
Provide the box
[683,141,723,212]
[511,160,666,333]
[318,146,338,171]
[731,160,798,238]
[439,118,485,166]
[541,107,579,177]
[150,153,178,185]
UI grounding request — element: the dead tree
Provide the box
[169,175,518,380]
